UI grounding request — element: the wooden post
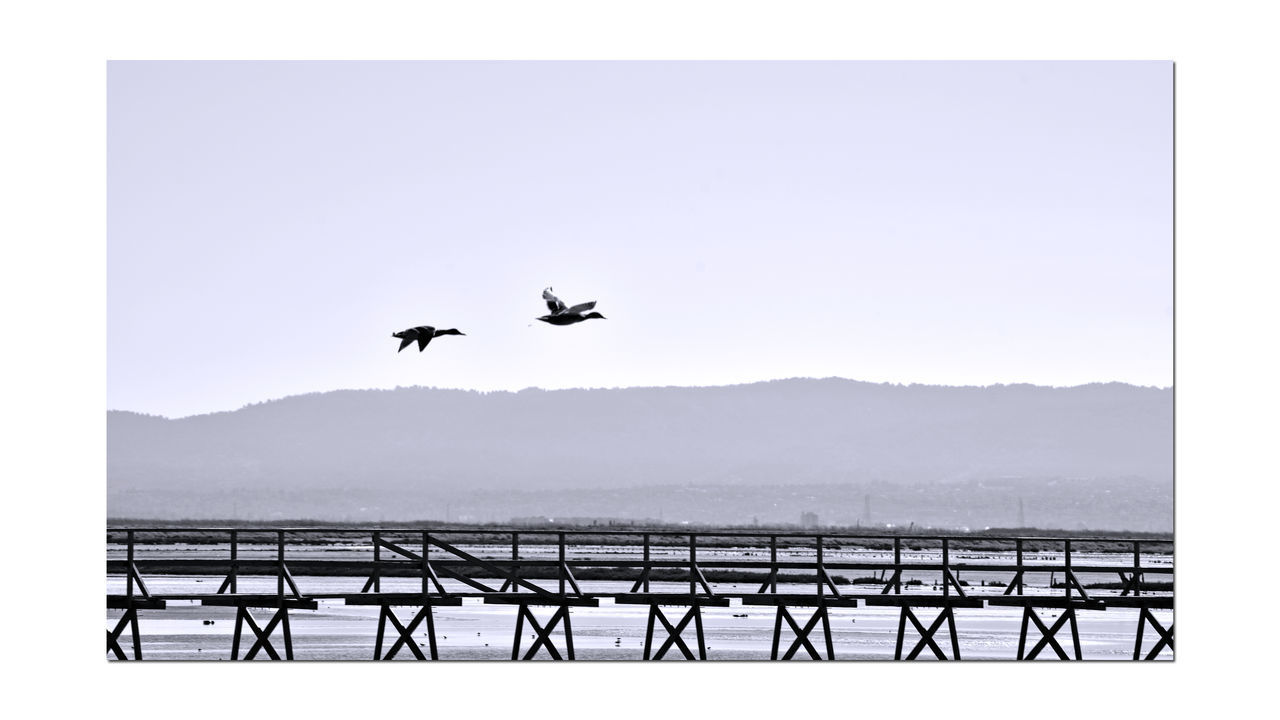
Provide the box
[1064,540,1072,600]
[277,530,286,600]
[558,532,566,596]
[1016,538,1023,596]
[230,530,238,594]
[373,531,382,593]
[689,534,697,597]
[816,535,824,598]
[771,536,778,593]
[894,537,902,594]
[126,530,135,599]
[1134,540,1142,597]
[643,534,650,593]
[942,538,950,598]
[427,527,437,594]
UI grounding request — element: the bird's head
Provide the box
[584,312,607,320]
[437,328,466,336]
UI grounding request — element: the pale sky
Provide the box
[108,61,1172,418]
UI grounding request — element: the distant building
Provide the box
[800,511,819,528]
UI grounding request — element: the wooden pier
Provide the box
[106,527,1173,661]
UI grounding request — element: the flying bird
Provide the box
[537,287,606,325]
[392,325,465,352]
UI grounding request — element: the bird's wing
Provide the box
[398,337,414,352]
[543,288,567,314]
[417,333,434,351]
[566,301,596,314]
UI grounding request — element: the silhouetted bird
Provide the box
[537,287,605,325]
[392,326,465,352]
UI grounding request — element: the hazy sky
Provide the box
[108,61,1172,418]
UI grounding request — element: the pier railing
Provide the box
[107,527,1172,600]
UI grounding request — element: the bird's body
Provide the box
[537,312,605,326]
[537,287,606,325]
[392,325,465,352]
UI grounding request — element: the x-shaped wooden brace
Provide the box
[1017,607,1081,660]
[643,604,706,660]
[231,606,294,660]
[1133,607,1173,660]
[107,608,141,660]
[895,606,961,660]
[375,605,439,660]
[771,605,834,660]
[512,605,574,660]
[1116,570,1143,596]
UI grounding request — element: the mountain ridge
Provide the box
[108,378,1172,528]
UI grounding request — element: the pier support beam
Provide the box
[643,604,706,660]
[201,595,317,660]
[375,605,438,660]
[771,604,834,660]
[512,604,575,660]
[344,595,463,660]
[1016,607,1081,661]
[106,608,141,660]
[106,597,164,660]
[1133,607,1174,660]
[231,606,295,660]
[894,606,962,661]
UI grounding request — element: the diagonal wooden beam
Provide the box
[630,566,653,594]
[426,536,557,599]
[1138,609,1174,660]
[756,568,779,594]
[1118,571,1142,597]
[1003,571,1025,596]
[819,568,843,598]
[1065,571,1092,602]
[282,563,304,599]
[376,538,422,561]
[1146,627,1174,660]
[128,563,151,599]
[433,565,499,593]
[881,570,901,595]
[107,629,127,660]
[107,610,136,660]
[562,563,583,596]
[692,565,714,597]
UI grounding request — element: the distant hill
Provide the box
[107,378,1173,529]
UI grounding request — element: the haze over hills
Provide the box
[107,378,1173,530]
